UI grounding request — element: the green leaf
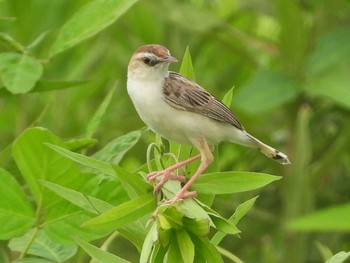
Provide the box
[40,180,114,214]
[183,217,210,236]
[113,166,150,198]
[0,79,87,97]
[176,229,195,263]
[50,0,140,56]
[325,251,350,263]
[190,235,223,263]
[0,168,34,240]
[41,148,144,201]
[173,199,211,222]
[192,171,281,194]
[75,237,132,263]
[86,86,116,138]
[233,70,301,114]
[150,243,167,263]
[32,79,89,93]
[210,216,240,235]
[287,203,350,232]
[0,52,43,94]
[93,129,143,164]
[316,242,334,262]
[12,259,54,263]
[140,222,157,263]
[167,236,183,263]
[12,128,81,205]
[306,65,350,109]
[12,128,106,242]
[9,229,77,262]
[65,137,97,151]
[221,86,235,108]
[160,206,184,229]
[179,46,195,81]
[232,196,258,225]
[118,221,149,252]
[82,194,156,232]
[45,143,116,177]
[306,26,350,77]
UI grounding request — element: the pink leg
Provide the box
[147,154,201,192]
[168,139,214,204]
[168,159,211,204]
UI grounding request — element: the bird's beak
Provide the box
[162,55,178,63]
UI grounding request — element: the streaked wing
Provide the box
[163,72,243,130]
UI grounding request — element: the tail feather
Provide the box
[245,133,291,165]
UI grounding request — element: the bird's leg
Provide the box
[147,154,201,192]
[169,139,213,204]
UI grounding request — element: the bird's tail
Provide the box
[245,133,291,165]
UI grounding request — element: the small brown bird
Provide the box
[127,44,290,203]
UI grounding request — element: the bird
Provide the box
[127,44,290,204]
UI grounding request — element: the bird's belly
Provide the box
[138,101,194,144]
[127,79,237,146]
[139,103,235,146]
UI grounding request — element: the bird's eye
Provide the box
[142,57,152,65]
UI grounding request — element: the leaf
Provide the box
[210,216,240,235]
[86,86,116,138]
[32,79,90,93]
[176,229,195,263]
[82,194,156,232]
[221,86,235,108]
[190,235,223,263]
[40,180,114,214]
[0,80,90,96]
[287,203,350,232]
[12,259,54,263]
[50,0,140,56]
[233,70,301,114]
[45,143,116,177]
[0,52,43,94]
[192,171,281,194]
[316,242,334,262]
[46,143,147,200]
[325,251,350,263]
[306,65,350,109]
[9,229,77,262]
[232,196,258,225]
[113,166,150,198]
[167,236,183,263]
[0,168,34,240]
[75,237,132,263]
[12,128,107,242]
[306,26,350,77]
[183,217,210,236]
[211,196,258,245]
[118,221,149,252]
[12,128,81,205]
[304,27,350,109]
[65,137,97,151]
[140,222,158,263]
[93,129,143,164]
[179,46,195,80]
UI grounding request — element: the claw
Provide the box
[166,191,197,204]
[152,172,186,193]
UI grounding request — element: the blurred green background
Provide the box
[1,0,349,262]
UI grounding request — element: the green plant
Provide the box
[1,0,350,262]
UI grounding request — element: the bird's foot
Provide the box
[166,191,197,204]
[147,170,186,193]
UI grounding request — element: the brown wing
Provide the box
[163,72,244,130]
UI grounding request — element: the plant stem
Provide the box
[217,246,245,263]
[19,227,39,259]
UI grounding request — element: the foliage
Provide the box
[1,0,350,262]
